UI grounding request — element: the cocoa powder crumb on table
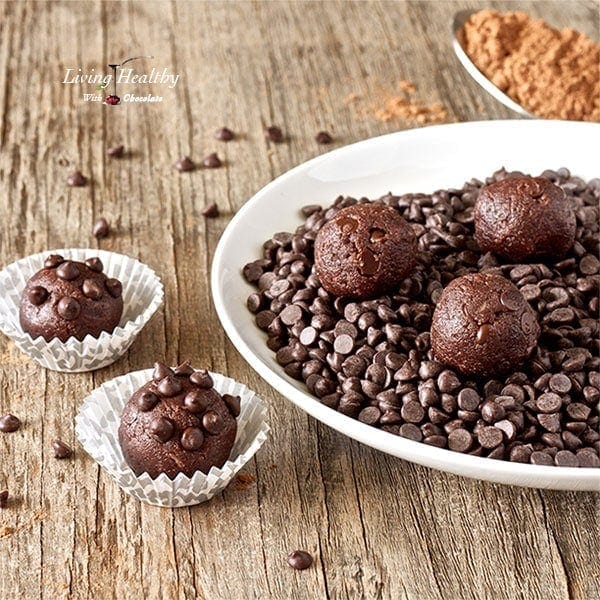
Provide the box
[459,9,600,121]
[342,79,449,126]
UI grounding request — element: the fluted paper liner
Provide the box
[0,248,164,372]
[75,369,270,507]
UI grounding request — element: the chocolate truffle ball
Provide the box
[314,203,417,299]
[474,176,576,262]
[19,255,123,342]
[431,272,540,377]
[118,363,239,479]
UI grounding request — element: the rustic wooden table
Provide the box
[0,1,598,598]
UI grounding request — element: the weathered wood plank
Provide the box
[0,1,598,599]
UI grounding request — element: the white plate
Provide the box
[211,120,600,491]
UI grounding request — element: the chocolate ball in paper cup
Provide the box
[75,366,270,507]
[0,249,164,372]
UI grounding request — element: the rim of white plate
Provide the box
[211,120,600,491]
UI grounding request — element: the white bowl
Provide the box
[211,120,600,491]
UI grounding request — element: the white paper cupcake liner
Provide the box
[0,248,164,372]
[75,368,270,507]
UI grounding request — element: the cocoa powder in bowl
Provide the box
[459,10,600,121]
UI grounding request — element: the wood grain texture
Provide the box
[0,1,598,599]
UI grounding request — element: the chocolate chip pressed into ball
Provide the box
[474,176,576,262]
[19,255,123,342]
[430,272,540,377]
[118,363,239,479]
[314,203,417,299]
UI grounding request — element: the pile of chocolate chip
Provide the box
[243,168,600,467]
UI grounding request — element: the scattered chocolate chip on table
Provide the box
[107,144,125,158]
[67,170,88,187]
[0,414,21,433]
[215,127,235,141]
[93,217,110,239]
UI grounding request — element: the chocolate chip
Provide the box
[562,431,583,451]
[265,126,284,143]
[181,427,204,451]
[299,327,318,346]
[153,362,173,381]
[478,426,504,449]
[287,550,312,570]
[202,411,224,434]
[223,394,241,417]
[566,402,591,421]
[509,445,532,463]
[358,406,381,425]
[175,156,195,172]
[333,334,354,355]
[315,131,333,144]
[400,423,423,441]
[67,170,87,186]
[149,417,174,443]
[93,218,110,239]
[184,389,210,413]
[215,127,234,141]
[0,414,21,433]
[476,324,490,344]
[256,310,276,330]
[530,451,554,466]
[202,203,220,218]
[105,278,123,298]
[173,362,195,376]
[358,248,379,275]
[536,393,562,413]
[280,304,303,326]
[548,373,572,394]
[538,412,561,432]
[190,370,213,389]
[82,279,103,300]
[554,450,579,467]
[52,440,73,459]
[448,428,473,452]
[56,261,80,281]
[107,144,124,158]
[438,370,461,393]
[137,391,160,412]
[579,254,599,275]
[157,376,183,397]
[44,254,64,268]
[480,400,505,423]
[500,289,522,311]
[401,401,425,423]
[243,262,263,283]
[247,292,263,313]
[202,153,222,168]
[0,490,8,508]
[85,257,103,272]
[576,448,600,468]
[57,297,81,320]
[457,388,480,411]
[28,286,48,305]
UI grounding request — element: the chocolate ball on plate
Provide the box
[314,203,417,299]
[118,363,239,479]
[19,255,123,342]
[430,272,540,377]
[474,176,576,262]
